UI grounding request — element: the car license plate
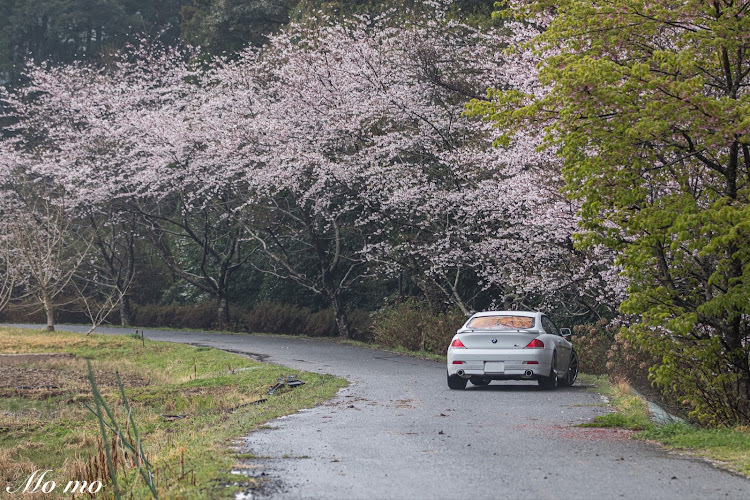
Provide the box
[485,361,504,373]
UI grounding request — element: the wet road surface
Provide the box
[7,324,750,499]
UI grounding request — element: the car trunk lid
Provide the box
[458,329,541,349]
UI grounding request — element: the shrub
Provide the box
[346,309,374,342]
[236,301,370,339]
[0,296,370,340]
[0,303,48,324]
[237,301,313,335]
[573,318,654,386]
[573,319,615,376]
[373,299,466,355]
[624,323,750,426]
[179,301,218,330]
[303,309,337,337]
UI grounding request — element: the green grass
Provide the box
[577,374,652,430]
[0,327,347,498]
[579,374,750,477]
[639,424,750,476]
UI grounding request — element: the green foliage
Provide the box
[625,324,749,426]
[292,0,426,19]
[445,0,504,28]
[372,298,466,354]
[476,0,750,425]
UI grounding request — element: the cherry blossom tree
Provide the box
[233,9,621,321]
[0,3,624,338]
[2,44,256,326]
[0,157,17,314]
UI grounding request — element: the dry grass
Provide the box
[0,447,37,490]
[0,327,347,499]
[615,377,633,395]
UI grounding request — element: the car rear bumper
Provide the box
[447,347,552,378]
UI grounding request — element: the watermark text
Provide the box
[5,470,103,495]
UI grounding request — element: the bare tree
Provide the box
[71,277,127,334]
[5,184,92,331]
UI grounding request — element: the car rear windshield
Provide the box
[467,316,535,330]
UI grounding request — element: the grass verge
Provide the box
[579,374,750,477]
[0,327,347,498]
[577,374,652,430]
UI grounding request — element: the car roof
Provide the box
[469,311,541,318]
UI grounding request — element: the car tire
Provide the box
[470,377,490,386]
[447,371,467,390]
[561,349,578,386]
[538,352,558,390]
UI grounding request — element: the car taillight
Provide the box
[452,360,464,364]
[450,338,466,348]
[525,339,544,348]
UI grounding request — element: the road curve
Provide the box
[7,324,749,499]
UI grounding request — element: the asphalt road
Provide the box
[7,324,750,499]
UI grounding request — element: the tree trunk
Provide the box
[42,290,55,332]
[217,295,230,326]
[330,295,350,339]
[119,294,133,326]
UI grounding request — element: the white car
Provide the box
[446,311,578,390]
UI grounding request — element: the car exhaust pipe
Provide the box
[457,369,465,377]
[524,370,533,377]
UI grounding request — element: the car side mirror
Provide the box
[560,328,572,337]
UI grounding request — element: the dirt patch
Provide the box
[550,425,636,442]
[0,354,151,398]
[514,423,636,442]
[0,353,74,365]
[390,398,417,409]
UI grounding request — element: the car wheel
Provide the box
[447,371,467,390]
[561,350,578,386]
[470,377,490,386]
[538,352,558,390]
